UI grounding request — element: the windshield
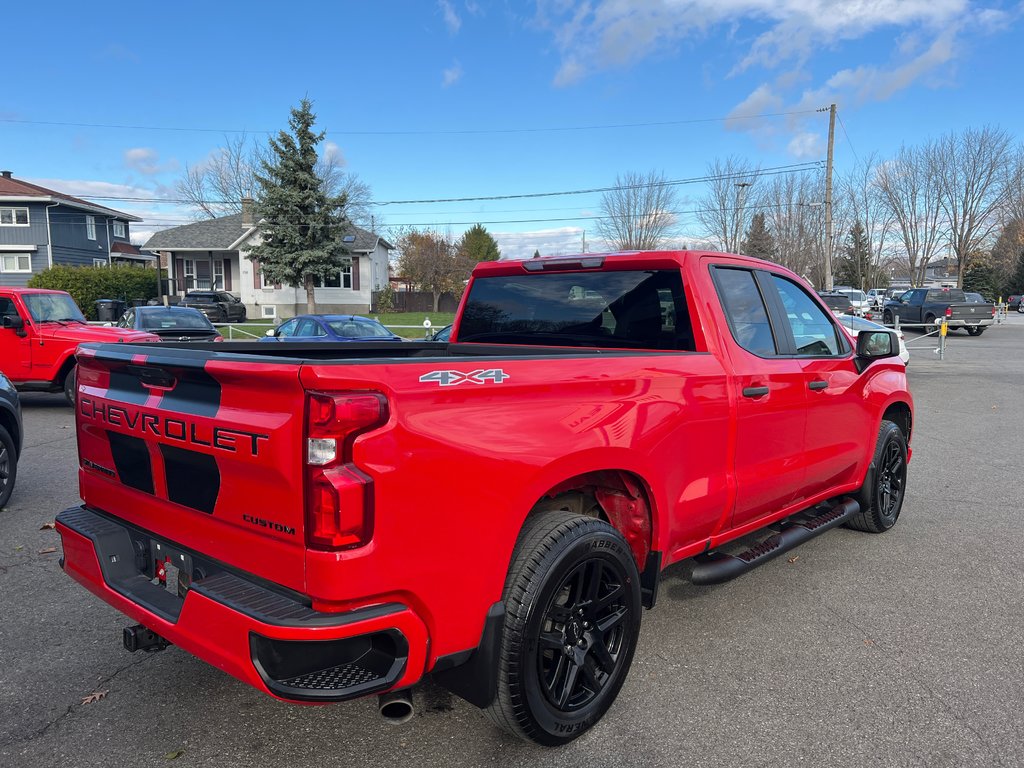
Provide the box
[22,293,86,323]
[140,309,213,331]
[326,319,395,338]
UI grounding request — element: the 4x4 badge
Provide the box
[419,369,510,386]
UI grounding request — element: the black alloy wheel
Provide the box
[848,419,908,533]
[883,311,893,325]
[0,425,17,509]
[537,559,629,712]
[486,513,642,745]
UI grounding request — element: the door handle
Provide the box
[742,386,769,398]
[808,380,829,391]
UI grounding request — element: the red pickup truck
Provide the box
[56,251,913,745]
[0,288,158,403]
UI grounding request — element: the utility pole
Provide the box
[824,103,836,291]
[734,182,752,252]
[581,230,587,253]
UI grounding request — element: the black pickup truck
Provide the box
[180,291,248,323]
[882,288,995,336]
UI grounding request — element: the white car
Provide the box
[834,288,873,317]
[838,313,909,365]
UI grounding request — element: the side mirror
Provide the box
[264,328,277,337]
[856,329,898,360]
[2,315,25,334]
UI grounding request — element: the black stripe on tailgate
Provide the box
[159,443,220,514]
[106,431,155,495]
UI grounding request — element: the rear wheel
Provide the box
[848,420,908,533]
[0,425,17,509]
[966,326,985,336]
[485,512,642,745]
[63,365,77,406]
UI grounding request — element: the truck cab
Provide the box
[0,288,158,403]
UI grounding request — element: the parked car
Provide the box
[1007,295,1022,311]
[838,314,909,365]
[834,288,872,317]
[181,291,247,323]
[261,314,404,342]
[116,306,223,342]
[0,371,22,509]
[818,292,854,315]
[0,288,159,404]
[866,288,888,309]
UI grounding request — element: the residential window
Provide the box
[93,258,108,268]
[213,260,224,290]
[113,221,126,238]
[1,253,33,273]
[312,264,352,289]
[86,216,97,240]
[0,207,30,226]
[183,259,196,290]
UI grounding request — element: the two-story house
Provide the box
[0,171,149,287]
[144,200,392,320]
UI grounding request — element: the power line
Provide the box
[837,113,859,164]
[56,161,822,208]
[0,109,821,138]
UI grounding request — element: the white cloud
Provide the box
[442,61,464,87]
[321,140,347,166]
[787,131,824,158]
[123,147,179,175]
[464,0,483,16]
[439,0,462,34]
[537,0,968,85]
[493,227,589,259]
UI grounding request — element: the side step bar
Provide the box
[691,498,860,586]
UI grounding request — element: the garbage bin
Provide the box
[95,299,126,322]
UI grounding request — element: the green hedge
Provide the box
[28,265,160,320]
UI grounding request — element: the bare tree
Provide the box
[176,133,376,227]
[837,153,895,286]
[695,157,761,253]
[761,170,827,282]
[596,171,678,250]
[395,229,470,312]
[875,144,944,286]
[931,126,1012,287]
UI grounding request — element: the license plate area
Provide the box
[149,540,195,600]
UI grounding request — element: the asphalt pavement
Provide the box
[1,315,1023,767]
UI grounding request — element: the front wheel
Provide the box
[0,424,16,509]
[485,513,642,745]
[63,365,77,406]
[849,420,908,533]
[882,311,894,325]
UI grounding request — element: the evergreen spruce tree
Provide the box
[836,221,871,289]
[741,213,776,259]
[458,224,501,263]
[248,99,349,314]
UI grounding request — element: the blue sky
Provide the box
[2,0,1021,258]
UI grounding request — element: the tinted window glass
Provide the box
[772,275,843,356]
[295,318,325,337]
[276,319,299,337]
[0,297,19,319]
[139,309,213,331]
[713,268,776,356]
[459,270,694,350]
[327,319,394,338]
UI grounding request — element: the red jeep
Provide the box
[0,288,158,403]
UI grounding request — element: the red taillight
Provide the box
[945,306,953,317]
[304,391,388,551]
[991,306,997,317]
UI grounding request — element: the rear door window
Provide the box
[712,268,777,356]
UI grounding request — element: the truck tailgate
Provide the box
[75,344,308,593]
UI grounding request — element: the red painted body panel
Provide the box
[57,250,913,703]
[0,288,157,388]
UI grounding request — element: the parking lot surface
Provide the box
[2,317,1023,767]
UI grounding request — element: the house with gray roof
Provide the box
[144,201,392,320]
[0,171,148,287]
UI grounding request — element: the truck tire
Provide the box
[966,326,985,336]
[924,314,936,331]
[63,365,77,406]
[0,424,16,509]
[882,310,894,325]
[485,512,642,745]
[848,420,907,533]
